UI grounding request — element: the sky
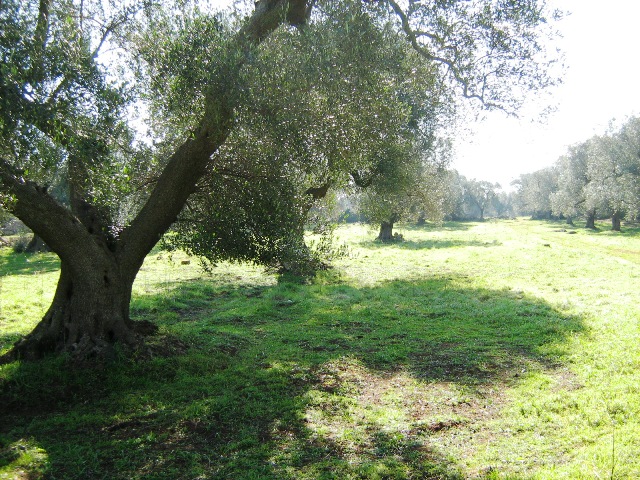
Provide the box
[452,0,640,189]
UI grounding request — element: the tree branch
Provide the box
[47,2,147,105]
[386,0,505,112]
[305,182,330,200]
[351,170,376,188]
[118,0,312,276]
[0,158,105,272]
[34,0,52,52]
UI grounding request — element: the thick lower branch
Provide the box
[0,158,107,271]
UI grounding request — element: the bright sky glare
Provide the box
[453,0,640,189]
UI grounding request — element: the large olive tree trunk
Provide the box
[585,209,596,229]
[11,262,136,359]
[0,0,310,363]
[377,214,400,242]
[377,221,395,241]
[611,212,622,231]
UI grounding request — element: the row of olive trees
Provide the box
[513,117,640,230]
[443,173,511,221]
[345,165,510,241]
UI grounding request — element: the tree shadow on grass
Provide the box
[537,218,640,236]
[402,222,476,232]
[0,250,59,277]
[0,333,23,357]
[0,274,585,479]
[618,222,640,236]
[360,238,501,250]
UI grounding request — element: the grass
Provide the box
[1,219,639,478]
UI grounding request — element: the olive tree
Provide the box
[584,119,640,231]
[346,45,454,241]
[356,141,452,241]
[166,2,445,267]
[551,140,597,227]
[463,179,500,221]
[442,173,508,221]
[512,166,558,219]
[0,0,562,362]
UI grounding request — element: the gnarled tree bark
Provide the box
[611,212,622,232]
[585,209,596,229]
[377,214,400,242]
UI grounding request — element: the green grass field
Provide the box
[1,219,639,479]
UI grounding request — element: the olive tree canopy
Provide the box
[0,0,562,362]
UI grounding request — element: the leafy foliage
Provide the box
[386,0,563,114]
[512,166,558,219]
[0,0,145,230]
[524,116,640,229]
[0,0,563,359]
[551,140,594,221]
[584,119,640,225]
[355,143,453,230]
[0,0,563,249]
[165,0,454,267]
[436,172,511,222]
[461,178,500,221]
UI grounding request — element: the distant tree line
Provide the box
[340,116,640,235]
[336,167,512,239]
[511,116,640,231]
